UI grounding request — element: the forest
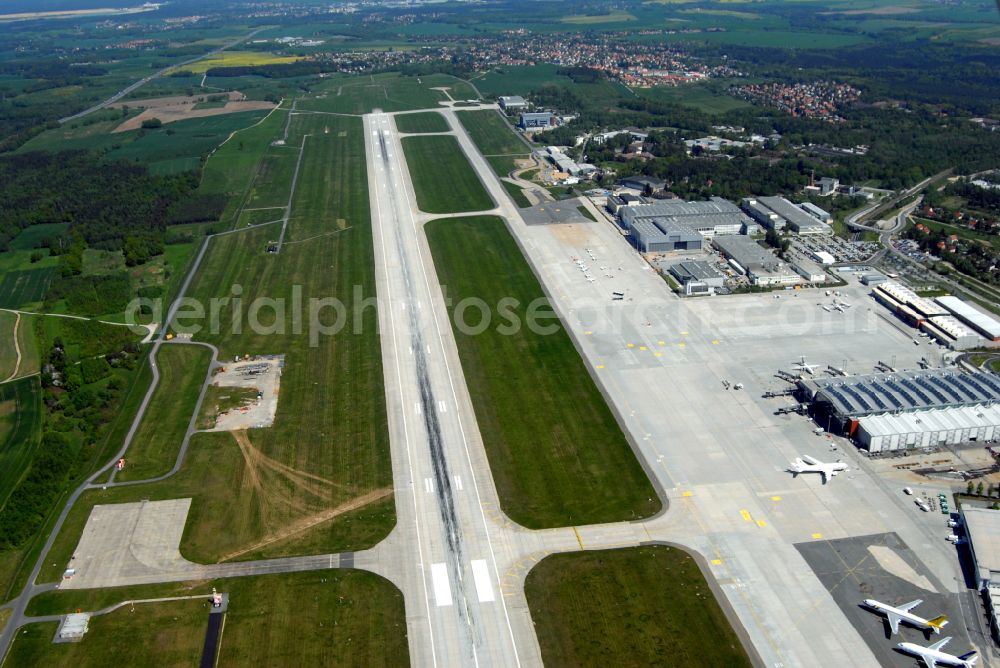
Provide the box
[0,151,199,256]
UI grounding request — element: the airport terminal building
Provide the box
[798,369,1000,452]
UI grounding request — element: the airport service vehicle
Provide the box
[904,487,914,495]
[863,598,948,635]
[896,636,978,668]
[917,499,931,511]
[787,455,848,484]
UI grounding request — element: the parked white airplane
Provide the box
[787,455,847,484]
[863,598,948,635]
[897,636,977,667]
[792,356,822,374]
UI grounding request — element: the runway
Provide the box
[363,111,531,667]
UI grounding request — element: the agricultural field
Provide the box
[0,310,18,379]
[526,546,751,667]
[8,223,68,252]
[425,216,660,528]
[639,81,753,115]
[22,110,272,175]
[0,268,55,310]
[394,111,450,134]
[175,51,302,75]
[38,112,393,579]
[14,570,407,668]
[561,11,637,24]
[402,136,495,214]
[0,377,42,511]
[116,344,213,482]
[456,109,528,158]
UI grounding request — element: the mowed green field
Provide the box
[395,111,450,134]
[0,267,55,309]
[297,73,449,115]
[198,106,289,229]
[0,376,42,511]
[402,135,495,214]
[16,570,408,667]
[116,344,212,482]
[40,112,393,579]
[456,109,527,157]
[425,216,660,528]
[526,546,752,667]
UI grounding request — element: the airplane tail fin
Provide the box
[959,651,977,667]
[927,615,948,632]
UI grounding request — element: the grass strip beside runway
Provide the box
[426,215,660,528]
[16,570,408,667]
[116,344,212,482]
[401,135,494,214]
[394,111,449,134]
[526,546,752,667]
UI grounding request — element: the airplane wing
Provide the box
[887,612,902,635]
[801,454,821,465]
[899,599,923,613]
[918,653,939,668]
[928,637,951,652]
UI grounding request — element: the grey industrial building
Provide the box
[712,235,800,286]
[519,112,554,130]
[741,196,834,235]
[620,176,666,192]
[620,197,750,241]
[628,217,703,252]
[498,95,528,112]
[668,260,726,295]
[797,369,1000,452]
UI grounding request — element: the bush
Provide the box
[141,117,163,129]
[80,357,110,384]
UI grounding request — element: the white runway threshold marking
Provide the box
[431,562,453,607]
[424,477,434,494]
[454,475,463,491]
[471,560,495,602]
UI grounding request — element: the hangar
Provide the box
[961,506,1000,643]
[798,369,1000,451]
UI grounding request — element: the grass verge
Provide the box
[501,180,531,208]
[16,570,407,667]
[455,109,528,156]
[425,216,660,527]
[525,546,751,667]
[394,111,449,134]
[116,344,213,482]
[402,135,494,214]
